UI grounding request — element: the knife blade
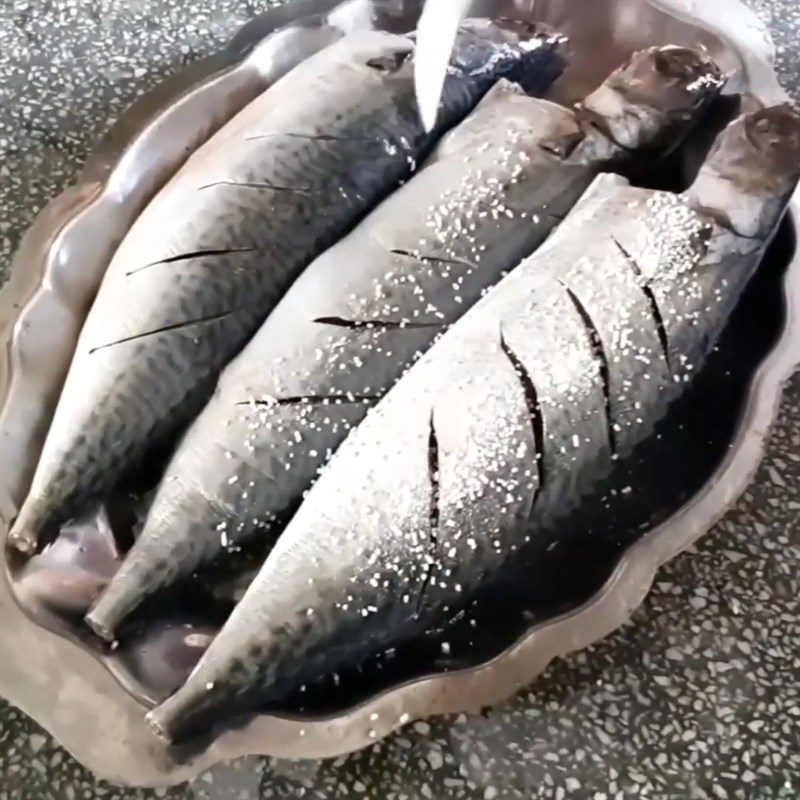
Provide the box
[413,0,472,131]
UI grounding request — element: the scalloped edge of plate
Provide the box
[0,0,797,787]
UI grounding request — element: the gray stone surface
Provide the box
[0,1,797,798]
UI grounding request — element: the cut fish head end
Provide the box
[579,45,724,152]
[491,17,560,48]
[448,18,567,89]
[740,105,800,188]
[453,16,555,47]
[688,104,800,237]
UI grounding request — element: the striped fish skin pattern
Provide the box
[85,46,723,641]
[8,21,566,556]
[145,105,800,743]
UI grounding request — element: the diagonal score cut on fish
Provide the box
[144,107,800,741]
[6,20,567,557]
[84,45,725,643]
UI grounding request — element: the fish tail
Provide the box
[85,575,142,642]
[86,496,206,640]
[146,692,189,742]
[146,665,230,743]
[7,495,51,555]
[146,693,185,742]
[85,543,169,641]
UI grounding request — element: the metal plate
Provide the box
[0,0,797,787]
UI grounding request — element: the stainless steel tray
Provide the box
[0,0,797,787]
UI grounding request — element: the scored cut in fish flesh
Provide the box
[85,47,725,641]
[147,104,800,741]
[8,20,567,555]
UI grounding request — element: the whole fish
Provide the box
[8,20,567,554]
[147,104,800,741]
[85,47,724,641]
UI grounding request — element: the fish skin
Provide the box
[8,22,567,556]
[147,105,800,741]
[85,46,724,641]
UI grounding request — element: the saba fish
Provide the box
[86,46,724,640]
[149,104,800,743]
[9,20,567,555]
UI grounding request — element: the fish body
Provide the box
[86,47,724,640]
[9,21,567,554]
[147,105,800,741]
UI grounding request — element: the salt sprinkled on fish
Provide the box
[146,104,800,741]
[84,48,727,663]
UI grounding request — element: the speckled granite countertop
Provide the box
[0,1,797,798]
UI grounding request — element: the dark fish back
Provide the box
[13,29,566,550]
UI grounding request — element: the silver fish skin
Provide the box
[146,106,800,742]
[85,47,723,640]
[8,21,567,555]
